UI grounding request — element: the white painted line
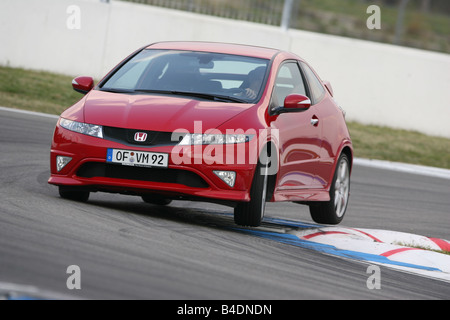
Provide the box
[0,281,79,300]
[354,158,450,180]
[0,106,59,119]
[2,105,449,180]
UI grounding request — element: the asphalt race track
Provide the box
[1,107,449,300]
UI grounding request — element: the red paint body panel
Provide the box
[80,90,253,133]
[49,41,352,208]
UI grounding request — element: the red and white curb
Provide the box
[288,226,450,282]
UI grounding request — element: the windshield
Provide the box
[100,49,270,103]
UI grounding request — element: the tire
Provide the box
[141,194,172,206]
[59,186,90,202]
[310,153,350,225]
[234,160,269,227]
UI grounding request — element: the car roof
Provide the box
[146,41,284,60]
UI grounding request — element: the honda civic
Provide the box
[49,41,353,227]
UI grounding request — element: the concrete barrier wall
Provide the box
[1,0,449,138]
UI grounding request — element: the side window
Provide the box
[271,62,306,107]
[300,62,326,104]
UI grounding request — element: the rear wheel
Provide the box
[310,153,350,224]
[59,186,90,202]
[234,160,269,227]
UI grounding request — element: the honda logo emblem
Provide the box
[134,132,148,142]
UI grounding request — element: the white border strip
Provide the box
[354,158,450,180]
[0,281,79,300]
[0,106,59,119]
[2,106,449,180]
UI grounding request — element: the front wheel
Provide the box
[142,194,172,206]
[310,153,350,224]
[234,161,269,227]
[59,186,90,202]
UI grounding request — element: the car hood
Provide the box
[80,90,253,132]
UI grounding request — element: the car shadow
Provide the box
[87,196,237,228]
[84,194,316,235]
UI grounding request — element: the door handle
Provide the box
[311,116,319,126]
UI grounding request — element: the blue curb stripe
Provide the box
[231,227,442,272]
[263,217,322,229]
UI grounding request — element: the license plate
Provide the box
[107,149,168,168]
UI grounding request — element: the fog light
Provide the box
[56,156,72,172]
[213,171,236,188]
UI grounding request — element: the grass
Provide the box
[1,65,449,170]
[0,66,82,115]
[298,0,450,53]
[348,122,450,170]
[122,0,450,54]
[394,241,450,256]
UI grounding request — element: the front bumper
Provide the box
[48,124,257,203]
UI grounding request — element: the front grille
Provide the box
[103,126,182,147]
[77,163,209,188]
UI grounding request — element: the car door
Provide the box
[270,61,322,191]
[299,61,338,188]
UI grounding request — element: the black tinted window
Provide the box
[300,62,326,104]
[271,62,307,107]
[101,49,269,103]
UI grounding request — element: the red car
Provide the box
[49,41,353,227]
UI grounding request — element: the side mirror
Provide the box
[274,93,311,114]
[270,94,311,115]
[284,94,311,110]
[72,76,94,94]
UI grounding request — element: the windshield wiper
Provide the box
[99,87,136,94]
[134,90,247,103]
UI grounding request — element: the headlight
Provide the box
[178,133,253,145]
[60,118,103,139]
